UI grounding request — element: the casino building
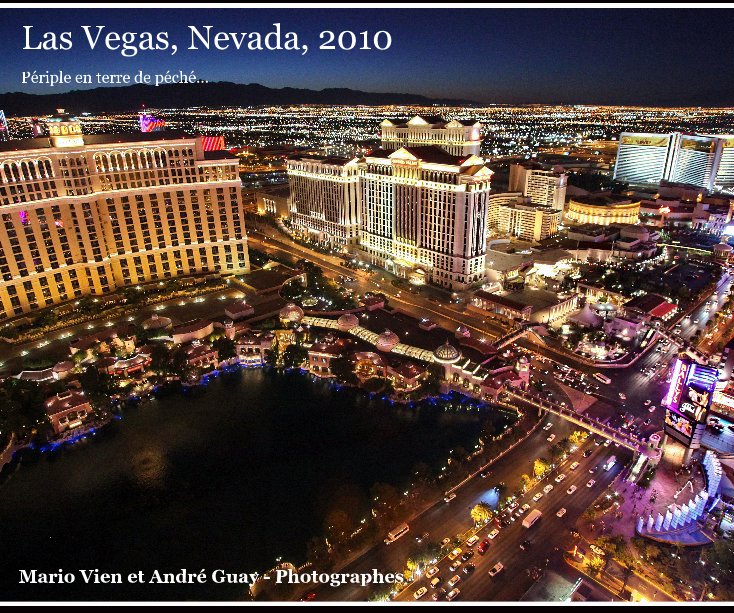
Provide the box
[0,111,249,320]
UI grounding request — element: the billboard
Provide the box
[620,135,669,147]
[663,358,717,447]
[139,113,166,133]
[0,110,8,141]
[665,408,694,440]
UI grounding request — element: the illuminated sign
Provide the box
[665,408,693,440]
[620,135,668,147]
[0,110,8,142]
[663,358,689,410]
[680,138,716,153]
[663,359,716,421]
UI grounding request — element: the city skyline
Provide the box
[1,8,734,106]
[4,5,734,605]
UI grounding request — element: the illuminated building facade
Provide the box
[379,116,483,157]
[508,163,567,209]
[497,202,562,242]
[614,131,734,192]
[613,132,676,185]
[286,156,360,246]
[565,196,641,226]
[662,357,717,461]
[358,146,492,290]
[0,111,249,320]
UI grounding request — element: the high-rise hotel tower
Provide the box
[0,111,249,320]
[613,131,734,192]
[284,116,491,291]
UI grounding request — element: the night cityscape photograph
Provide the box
[4,3,734,605]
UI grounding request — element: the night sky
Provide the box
[2,8,734,106]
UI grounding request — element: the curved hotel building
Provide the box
[0,112,249,320]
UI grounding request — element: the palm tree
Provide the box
[470,502,493,525]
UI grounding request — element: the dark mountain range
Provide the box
[0,82,475,116]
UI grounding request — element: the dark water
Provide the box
[0,368,508,600]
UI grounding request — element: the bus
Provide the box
[522,509,543,529]
[592,373,611,385]
[384,523,409,544]
[603,455,617,471]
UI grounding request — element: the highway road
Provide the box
[311,410,624,602]
[247,227,508,342]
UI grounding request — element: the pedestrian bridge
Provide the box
[504,387,657,460]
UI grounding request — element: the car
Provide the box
[604,439,612,447]
[507,501,519,513]
[426,566,439,579]
[446,588,460,601]
[547,434,556,443]
[432,588,447,601]
[488,529,500,540]
[461,550,474,562]
[644,418,651,425]
[520,539,532,551]
[567,485,577,495]
[479,470,490,478]
[477,539,490,555]
[521,503,531,513]
[517,505,528,516]
[649,405,656,413]
[557,507,567,518]
[570,461,580,471]
[583,449,593,458]
[532,492,544,502]
[587,479,596,488]
[444,493,457,503]
[501,517,512,527]
[543,422,553,431]
[543,484,554,494]
[462,563,476,575]
[555,473,567,483]
[589,466,598,474]
[448,574,462,588]
[488,562,504,577]
[466,535,480,547]
[414,587,428,600]
[441,537,452,546]
[644,399,652,406]
[595,438,603,446]
[450,560,462,572]
[448,548,462,560]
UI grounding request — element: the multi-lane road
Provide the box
[312,412,625,602]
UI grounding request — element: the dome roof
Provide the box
[433,341,461,364]
[337,313,360,332]
[279,303,304,323]
[142,313,172,330]
[715,242,733,252]
[375,329,400,352]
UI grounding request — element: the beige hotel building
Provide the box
[0,112,249,320]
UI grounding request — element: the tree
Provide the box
[585,556,604,578]
[470,502,493,525]
[264,346,280,368]
[370,482,401,519]
[305,536,331,569]
[212,336,236,361]
[569,430,587,448]
[533,457,550,478]
[149,342,173,374]
[520,473,533,493]
[282,344,307,369]
[330,355,357,385]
